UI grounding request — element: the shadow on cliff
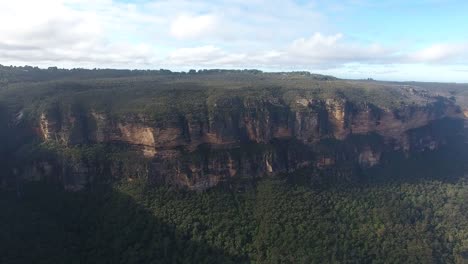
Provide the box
[0,183,246,264]
[362,139,468,186]
[286,140,468,190]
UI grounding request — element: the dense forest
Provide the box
[3,176,468,263]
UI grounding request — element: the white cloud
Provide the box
[281,33,391,66]
[166,45,250,67]
[170,14,218,39]
[407,44,468,63]
[0,0,100,47]
[163,33,394,69]
[292,33,344,48]
[163,32,468,71]
[168,45,225,65]
[0,0,154,68]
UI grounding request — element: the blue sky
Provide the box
[1,0,468,82]
[321,0,468,45]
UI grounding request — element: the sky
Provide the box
[1,0,468,82]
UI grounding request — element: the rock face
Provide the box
[26,95,464,190]
[463,109,468,144]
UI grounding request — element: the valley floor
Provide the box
[3,175,468,264]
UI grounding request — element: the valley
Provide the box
[1,66,468,263]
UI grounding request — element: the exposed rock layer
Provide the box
[29,97,464,190]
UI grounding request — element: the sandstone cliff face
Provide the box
[29,95,464,190]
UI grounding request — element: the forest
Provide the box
[2,142,468,264]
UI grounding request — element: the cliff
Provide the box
[23,96,466,190]
[0,72,465,190]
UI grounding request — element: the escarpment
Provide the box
[0,73,466,190]
[29,95,463,190]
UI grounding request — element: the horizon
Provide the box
[1,1,468,82]
[4,64,468,84]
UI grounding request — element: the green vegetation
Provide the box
[0,66,436,123]
[375,80,468,110]
[3,175,468,264]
